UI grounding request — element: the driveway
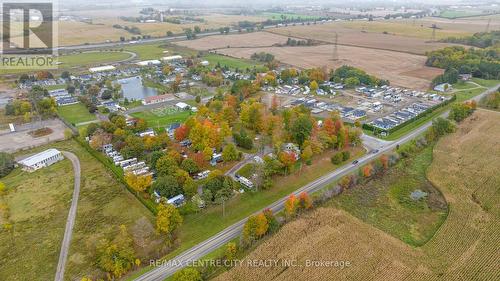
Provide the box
[54,151,81,281]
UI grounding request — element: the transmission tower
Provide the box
[332,32,338,61]
[430,24,438,41]
[486,18,491,33]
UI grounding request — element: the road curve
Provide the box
[54,151,81,281]
[133,84,500,281]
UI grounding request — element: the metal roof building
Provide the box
[18,149,64,172]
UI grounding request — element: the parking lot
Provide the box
[0,119,67,153]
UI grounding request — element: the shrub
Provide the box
[330,152,343,165]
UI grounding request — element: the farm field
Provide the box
[57,103,97,125]
[130,106,192,128]
[218,44,443,90]
[175,32,297,50]
[0,158,73,281]
[267,22,465,54]
[216,110,500,281]
[203,54,265,71]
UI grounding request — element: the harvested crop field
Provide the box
[176,32,299,51]
[266,23,461,55]
[216,110,500,281]
[217,44,443,90]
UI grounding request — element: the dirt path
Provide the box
[54,151,81,281]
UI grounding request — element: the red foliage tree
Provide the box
[174,125,190,141]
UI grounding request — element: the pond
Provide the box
[115,76,158,101]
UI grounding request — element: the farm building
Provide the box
[175,102,190,110]
[142,94,174,105]
[136,60,161,66]
[18,149,64,172]
[434,83,452,92]
[162,55,183,62]
[89,65,116,73]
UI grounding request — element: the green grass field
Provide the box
[57,51,131,67]
[328,145,448,246]
[57,103,97,125]
[130,108,192,128]
[0,51,131,76]
[439,10,490,19]
[0,159,73,281]
[1,140,160,281]
[203,54,264,71]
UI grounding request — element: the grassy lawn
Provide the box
[124,43,168,60]
[328,145,448,246]
[130,109,192,128]
[471,78,500,88]
[0,159,73,281]
[44,84,67,91]
[57,103,96,125]
[236,163,256,178]
[203,54,264,71]
[440,10,488,19]
[125,147,366,280]
[0,139,161,280]
[57,51,131,68]
[0,51,131,76]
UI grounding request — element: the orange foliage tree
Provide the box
[284,194,298,216]
[298,192,313,210]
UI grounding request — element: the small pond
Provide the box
[115,76,158,100]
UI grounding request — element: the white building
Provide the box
[175,102,190,110]
[136,60,161,66]
[162,55,183,62]
[89,65,116,73]
[18,149,64,172]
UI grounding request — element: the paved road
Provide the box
[54,151,81,281]
[54,20,321,52]
[133,84,499,281]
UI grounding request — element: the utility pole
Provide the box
[486,18,491,33]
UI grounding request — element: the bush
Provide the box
[330,152,343,165]
[341,150,350,161]
[0,152,15,178]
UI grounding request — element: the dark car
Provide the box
[352,160,359,165]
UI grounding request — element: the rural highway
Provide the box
[54,151,81,281]
[134,83,499,281]
[55,21,319,52]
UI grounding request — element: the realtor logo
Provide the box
[1,0,57,68]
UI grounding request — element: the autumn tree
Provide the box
[362,164,373,178]
[284,194,298,217]
[309,80,319,91]
[222,143,239,162]
[180,158,199,174]
[156,156,179,176]
[125,172,152,195]
[174,125,190,141]
[96,225,136,279]
[242,213,269,243]
[89,130,112,150]
[298,192,312,210]
[279,151,296,175]
[172,267,202,281]
[301,145,313,165]
[224,242,238,261]
[156,202,183,239]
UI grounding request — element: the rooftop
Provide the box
[18,149,62,166]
